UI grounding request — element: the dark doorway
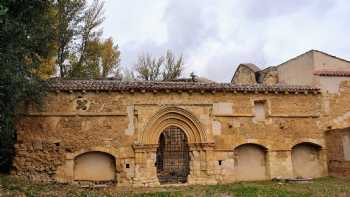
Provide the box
[156,126,190,184]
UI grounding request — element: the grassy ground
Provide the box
[0,175,350,197]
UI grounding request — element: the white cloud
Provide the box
[102,0,350,82]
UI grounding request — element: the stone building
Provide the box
[14,50,350,186]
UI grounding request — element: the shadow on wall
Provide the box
[234,143,268,181]
[291,142,322,178]
[74,151,116,182]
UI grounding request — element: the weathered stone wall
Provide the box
[232,66,257,84]
[319,81,350,177]
[277,52,314,85]
[14,87,336,186]
[313,50,350,71]
[326,128,350,177]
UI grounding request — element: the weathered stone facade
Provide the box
[14,50,350,186]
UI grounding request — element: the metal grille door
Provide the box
[156,126,190,184]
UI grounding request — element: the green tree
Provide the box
[162,50,184,81]
[0,0,56,172]
[77,0,105,66]
[135,53,164,81]
[83,37,101,78]
[133,50,184,81]
[56,0,86,78]
[69,37,121,79]
[100,38,121,78]
[67,0,107,78]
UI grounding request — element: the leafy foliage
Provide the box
[56,0,86,78]
[77,0,105,66]
[0,0,56,172]
[69,37,121,79]
[53,0,121,79]
[135,53,164,81]
[134,50,184,81]
[100,38,121,78]
[162,50,184,81]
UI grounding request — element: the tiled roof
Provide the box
[314,70,350,77]
[170,77,215,83]
[48,79,320,93]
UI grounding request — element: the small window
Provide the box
[218,160,223,166]
[254,100,267,121]
[126,163,130,168]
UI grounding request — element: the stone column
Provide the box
[319,148,329,176]
[188,149,201,179]
[132,144,160,187]
[187,143,217,184]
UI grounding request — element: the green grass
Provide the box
[0,175,349,197]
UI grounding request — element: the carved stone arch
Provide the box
[140,107,207,145]
[233,142,269,151]
[66,146,119,160]
[290,140,324,150]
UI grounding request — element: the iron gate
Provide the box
[156,126,190,184]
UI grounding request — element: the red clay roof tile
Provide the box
[48,79,320,93]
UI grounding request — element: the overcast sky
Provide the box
[100,0,350,82]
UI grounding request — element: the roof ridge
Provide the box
[276,49,314,68]
[311,50,350,64]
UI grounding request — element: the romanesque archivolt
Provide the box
[139,107,208,145]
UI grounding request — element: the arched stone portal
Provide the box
[133,107,215,186]
[139,107,208,144]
